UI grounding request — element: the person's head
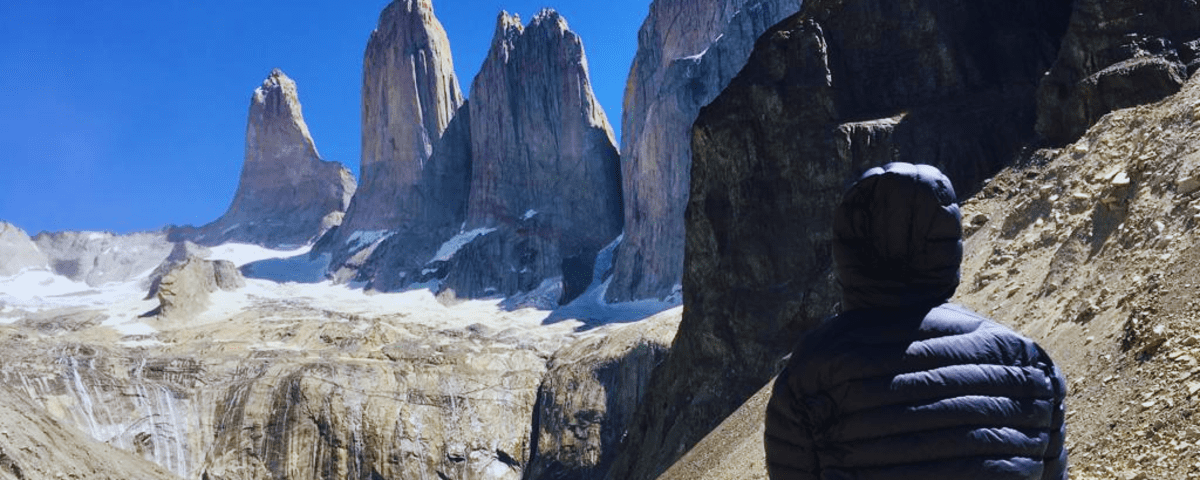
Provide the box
[832,162,962,311]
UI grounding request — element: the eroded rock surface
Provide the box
[607,2,1072,479]
[606,0,802,302]
[33,230,174,287]
[1036,0,1200,145]
[180,69,356,248]
[0,222,48,276]
[334,0,464,253]
[434,10,622,301]
[151,255,244,319]
[525,309,679,480]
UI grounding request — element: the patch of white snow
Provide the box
[433,228,497,262]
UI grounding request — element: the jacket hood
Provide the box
[833,162,962,311]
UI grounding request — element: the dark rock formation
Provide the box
[525,310,679,480]
[606,0,803,302]
[335,0,465,248]
[605,2,1073,479]
[1037,0,1200,145]
[435,10,623,301]
[0,222,48,276]
[181,69,356,248]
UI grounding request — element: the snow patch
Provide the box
[521,209,538,220]
[346,230,394,252]
[433,228,497,262]
[207,243,311,267]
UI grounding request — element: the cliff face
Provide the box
[606,0,802,302]
[433,10,622,300]
[337,0,464,241]
[184,69,356,248]
[606,2,1073,479]
[0,222,48,276]
[33,231,174,287]
[1036,0,1200,145]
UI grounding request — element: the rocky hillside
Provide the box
[606,1,1073,478]
[176,69,356,248]
[607,0,802,302]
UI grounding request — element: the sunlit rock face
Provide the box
[605,0,802,303]
[335,0,464,246]
[32,230,174,287]
[434,10,622,301]
[0,222,48,276]
[606,1,1073,479]
[179,69,356,248]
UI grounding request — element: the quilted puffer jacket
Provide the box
[765,163,1067,480]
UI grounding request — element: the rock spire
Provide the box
[606,0,802,302]
[181,69,356,248]
[337,0,465,237]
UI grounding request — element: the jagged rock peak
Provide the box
[174,69,357,248]
[336,0,463,237]
[0,221,49,276]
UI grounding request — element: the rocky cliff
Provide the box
[431,10,622,301]
[1036,0,1200,145]
[33,230,174,287]
[606,2,1074,479]
[181,69,356,248]
[606,0,802,302]
[0,222,48,276]
[334,0,464,256]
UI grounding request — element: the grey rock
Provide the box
[606,2,1071,479]
[152,255,245,319]
[525,311,679,480]
[606,0,802,302]
[0,222,48,276]
[336,0,465,245]
[33,230,174,287]
[1036,0,1200,145]
[179,69,356,248]
[437,10,623,301]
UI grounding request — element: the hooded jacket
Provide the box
[765,163,1067,480]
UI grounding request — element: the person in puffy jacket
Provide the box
[765,163,1067,480]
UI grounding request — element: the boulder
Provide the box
[152,255,244,319]
[180,69,357,248]
[606,2,1072,479]
[607,0,803,302]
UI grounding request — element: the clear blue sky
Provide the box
[0,1,649,235]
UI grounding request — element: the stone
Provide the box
[607,1,1071,479]
[32,230,174,287]
[437,10,623,301]
[151,255,244,319]
[525,309,680,480]
[336,0,465,245]
[0,222,48,276]
[607,0,803,302]
[176,69,357,248]
[1035,0,1200,145]
[1179,174,1200,196]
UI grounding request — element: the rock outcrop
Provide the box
[606,0,802,302]
[606,2,1073,479]
[0,222,48,276]
[525,309,679,480]
[1036,0,1200,145]
[0,381,180,480]
[181,69,356,248]
[433,10,622,301]
[32,230,174,286]
[333,0,465,256]
[150,254,244,319]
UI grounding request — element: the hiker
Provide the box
[764,163,1067,479]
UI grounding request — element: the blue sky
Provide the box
[0,1,649,235]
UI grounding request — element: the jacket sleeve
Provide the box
[1036,346,1068,480]
[764,366,820,480]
